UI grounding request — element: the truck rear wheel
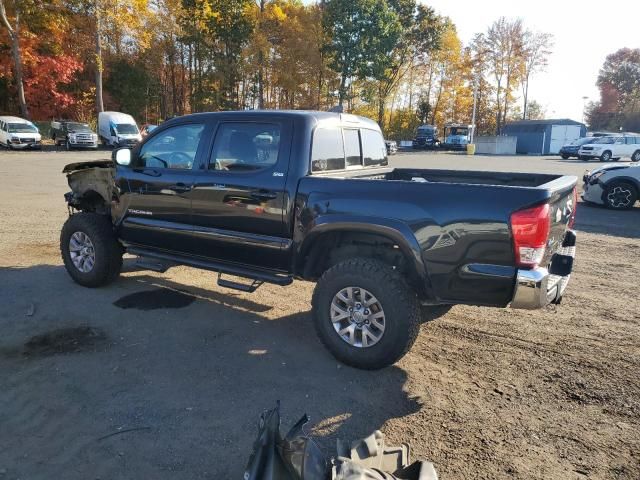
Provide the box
[311,258,421,370]
[60,213,123,287]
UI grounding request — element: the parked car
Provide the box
[51,121,98,150]
[97,111,142,148]
[0,116,41,149]
[60,111,578,370]
[140,124,158,138]
[578,135,640,162]
[583,163,640,209]
[559,136,599,159]
[412,124,439,149]
[385,139,398,155]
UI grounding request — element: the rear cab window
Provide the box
[311,126,387,173]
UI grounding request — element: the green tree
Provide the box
[208,0,254,109]
[322,0,401,109]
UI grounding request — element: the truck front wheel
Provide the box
[60,213,123,287]
[312,258,421,370]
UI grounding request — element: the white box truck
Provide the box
[98,111,142,148]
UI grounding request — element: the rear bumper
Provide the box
[510,230,576,309]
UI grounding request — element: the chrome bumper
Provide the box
[510,231,576,310]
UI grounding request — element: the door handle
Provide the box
[250,190,277,200]
[170,182,192,193]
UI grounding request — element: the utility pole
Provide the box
[470,80,478,144]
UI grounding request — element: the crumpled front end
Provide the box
[63,160,116,214]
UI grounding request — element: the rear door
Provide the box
[189,118,293,270]
[117,121,210,253]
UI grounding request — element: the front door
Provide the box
[190,119,292,270]
[116,121,209,253]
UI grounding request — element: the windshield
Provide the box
[449,127,469,136]
[8,123,38,133]
[593,137,616,144]
[67,122,91,132]
[116,123,139,135]
[418,127,435,134]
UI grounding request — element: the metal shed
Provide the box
[502,119,587,155]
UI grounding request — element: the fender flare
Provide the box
[294,214,431,294]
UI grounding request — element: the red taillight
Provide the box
[510,203,551,268]
[568,187,577,229]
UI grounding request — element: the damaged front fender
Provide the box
[63,160,116,214]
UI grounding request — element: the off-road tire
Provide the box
[312,258,421,370]
[604,181,638,210]
[631,150,640,162]
[60,213,123,287]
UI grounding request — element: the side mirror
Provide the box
[113,148,131,166]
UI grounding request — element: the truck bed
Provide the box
[317,167,567,189]
[298,167,577,307]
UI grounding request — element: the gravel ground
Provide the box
[0,149,638,479]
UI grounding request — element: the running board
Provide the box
[217,274,263,293]
[135,259,172,273]
[126,247,293,287]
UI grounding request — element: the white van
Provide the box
[0,116,42,149]
[98,111,142,148]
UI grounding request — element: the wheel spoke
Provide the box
[371,318,385,331]
[337,324,356,345]
[362,326,378,347]
[330,302,350,322]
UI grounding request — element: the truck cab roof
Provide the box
[162,110,381,132]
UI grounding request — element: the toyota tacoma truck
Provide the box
[60,111,578,370]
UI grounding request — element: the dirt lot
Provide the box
[0,149,639,479]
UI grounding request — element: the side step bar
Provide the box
[218,274,263,293]
[126,246,293,287]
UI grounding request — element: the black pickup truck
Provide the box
[61,111,578,369]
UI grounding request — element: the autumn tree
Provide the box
[588,48,640,131]
[484,17,525,133]
[0,0,29,117]
[519,30,552,120]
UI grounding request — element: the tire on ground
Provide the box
[60,212,123,287]
[311,257,421,370]
[632,150,640,162]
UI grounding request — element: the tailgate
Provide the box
[540,176,578,267]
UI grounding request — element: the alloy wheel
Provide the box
[330,286,385,348]
[69,231,96,273]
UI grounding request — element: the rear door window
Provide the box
[343,129,362,167]
[361,129,389,167]
[311,127,345,172]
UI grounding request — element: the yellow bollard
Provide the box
[466,143,476,155]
